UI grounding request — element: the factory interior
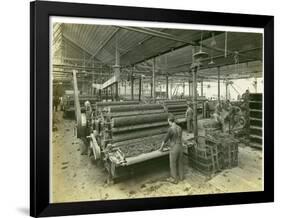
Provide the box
[51,22,263,203]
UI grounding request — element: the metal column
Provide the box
[113,39,120,101]
[139,77,142,101]
[72,70,81,125]
[152,58,156,102]
[115,82,119,101]
[189,81,193,96]
[111,85,114,101]
[131,68,134,100]
[150,82,153,98]
[217,67,221,102]
[188,81,191,96]
[98,89,102,101]
[201,80,204,96]
[124,81,127,98]
[225,81,228,100]
[166,75,169,99]
[192,66,198,139]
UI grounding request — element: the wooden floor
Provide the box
[207,145,263,193]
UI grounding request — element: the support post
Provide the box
[111,85,114,101]
[98,89,102,101]
[166,75,169,99]
[139,77,142,101]
[115,82,119,101]
[183,82,185,96]
[170,81,173,99]
[112,38,120,101]
[192,66,198,139]
[189,81,194,96]
[152,58,156,102]
[218,67,221,102]
[188,81,191,96]
[150,82,153,98]
[131,67,134,100]
[225,81,228,100]
[124,81,127,98]
[72,70,81,125]
[201,80,203,96]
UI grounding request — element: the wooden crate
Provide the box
[188,137,221,176]
[188,134,239,176]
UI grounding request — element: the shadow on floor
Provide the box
[17,207,29,216]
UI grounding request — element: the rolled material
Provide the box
[166,108,187,112]
[112,113,168,127]
[173,112,186,116]
[112,127,168,143]
[166,103,200,109]
[121,150,169,166]
[106,109,166,118]
[96,101,139,107]
[108,104,163,113]
[164,99,187,104]
[112,121,168,133]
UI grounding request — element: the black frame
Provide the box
[30,1,274,217]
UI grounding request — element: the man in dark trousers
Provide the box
[159,114,184,184]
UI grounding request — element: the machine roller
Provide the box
[87,102,173,181]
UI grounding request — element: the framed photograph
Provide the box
[30,1,274,217]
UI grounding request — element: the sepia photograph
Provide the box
[50,17,264,203]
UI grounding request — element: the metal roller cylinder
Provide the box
[167,102,187,108]
[121,150,169,166]
[96,101,139,107]
[105,109,165,118]
[167,109,187,113]
[112,113,168,128]
[112,121,168,133]
[166,107,187,112]
[108,104,163,113]
[111,127,167,143]
[164,100,187,105]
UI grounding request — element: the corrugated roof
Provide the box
[52,23,262,82]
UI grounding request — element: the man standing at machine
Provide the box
[185,103,193,133]
[159,114,184,184]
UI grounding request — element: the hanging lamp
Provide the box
[193,31,209,66]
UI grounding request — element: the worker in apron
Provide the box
[185,103,193,133]
[159,114,184,184]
